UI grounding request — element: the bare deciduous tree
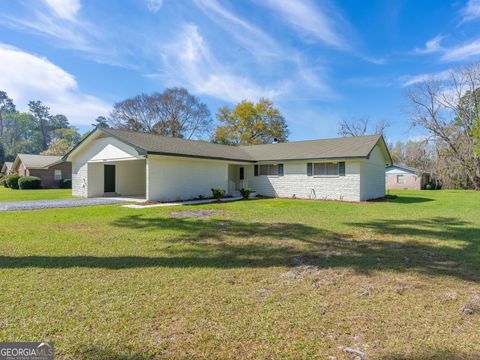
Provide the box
[337,117,389,137]
[405,63,480,190]
[109,88,212,139]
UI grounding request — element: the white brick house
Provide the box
[65,128,392,202]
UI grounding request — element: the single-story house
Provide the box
[1,162,13,176]
[386,164,430,190]
[12,154,72,188]
[65,127,392,202]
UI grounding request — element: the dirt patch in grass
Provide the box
[169,209,225,219]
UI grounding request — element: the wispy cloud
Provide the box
[158,24,284,102]
[0,43,111,125]
[145,0,163,13]
[193,0,279,57]
[259,0,347,48]
[400,70,451,87]
[43,0,81,21]
[441,39,480,61]
[414,35,443,54]
[460,0,480,22]
[0,2,137,68]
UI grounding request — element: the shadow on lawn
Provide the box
[385,194,435,204]
[0,214,479,282]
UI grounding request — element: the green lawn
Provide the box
[0,187,72,202]
[0,190,479,359]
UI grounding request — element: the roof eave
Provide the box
[147,151,255,163]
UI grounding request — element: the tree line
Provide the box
[0,93,81,164]
[0,87,289,165]
[337,63,480,190]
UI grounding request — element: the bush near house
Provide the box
[240,187,252,199]
[0,175,5,188]
[59,179,72,189]
[18,176,42,190]
[211,188,226,200]
[5,173,20,189]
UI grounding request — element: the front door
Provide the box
[104,164,116,193]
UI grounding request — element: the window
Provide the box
[313,162,339,176]
[54,169,62,181]
[254,164,283,176]
[259,164,278,176]
[397,175,405,184]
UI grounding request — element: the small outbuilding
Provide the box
[386,164,430,190]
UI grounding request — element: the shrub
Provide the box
[18,176,42,190]
[5,173,20,189]
[425,184,432,190]
[211,188,226,200]
[59,179,72,189]
[239,187,252,199]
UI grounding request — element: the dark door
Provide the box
[239,167,244,180]
[104,165,116,193]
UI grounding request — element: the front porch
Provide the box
[228,164,251,196]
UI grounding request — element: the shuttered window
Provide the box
[313,162,339,176]
[258,164,283,176]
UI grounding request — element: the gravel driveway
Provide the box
[0,198,129,211]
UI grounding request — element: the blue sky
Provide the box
[1,0,480,142]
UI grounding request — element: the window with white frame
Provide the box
[259,164,279,176]
[396,175,405,184]
[313,162,339,176]
[54,169,62,180]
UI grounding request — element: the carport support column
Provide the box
[145,156,150,201]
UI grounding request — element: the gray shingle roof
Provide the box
[239,135,382,161]
[88,128,387,163]
[17,154,63,169]
[102,128,255,161]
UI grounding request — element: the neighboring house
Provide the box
[64,128,392,202]
[386,164,430,190]
[11,154,72,188]
[1,162,13,176]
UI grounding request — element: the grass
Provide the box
[0,190,479,359]
[0,187,72,202]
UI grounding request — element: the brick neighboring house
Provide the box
[11,154,72,188]
[386,164,430,190]
[1,162,13,176]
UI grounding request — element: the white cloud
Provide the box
[193,0,279,57]
[43,0,81,21]
[0,44,111,125]
[441,39,480,61]
[414,35,443,54]
[145,0,163,13]
[159,24,284,102]
[400,70,451,87]
[461,0,480,22]
[260,0,346,48]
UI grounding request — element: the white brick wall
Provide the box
[147,155,229,201]
[244,161,362,202]
[360,146,386,200]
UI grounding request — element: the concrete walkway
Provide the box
[0,198,135,211]
[123,197,243,209]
